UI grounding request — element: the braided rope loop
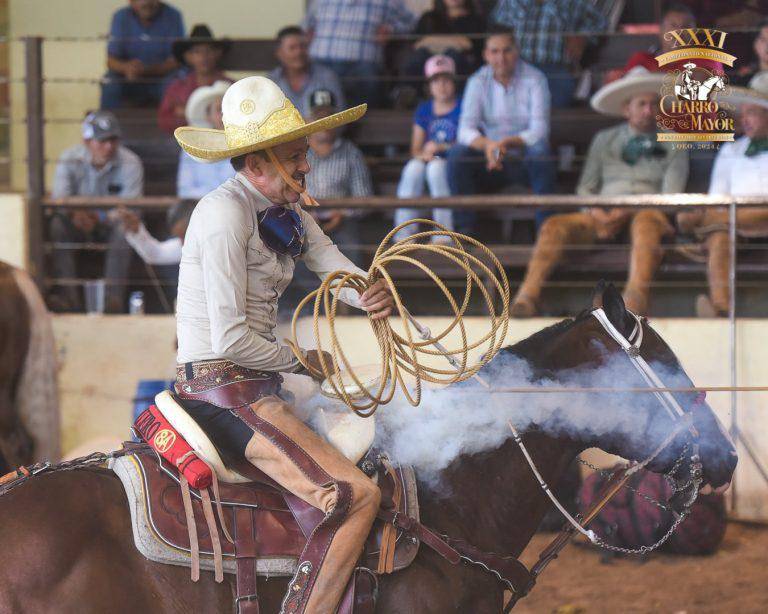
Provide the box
[289,219,511,416]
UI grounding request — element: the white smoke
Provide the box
[374,351,694,482]
[285,347,699,485]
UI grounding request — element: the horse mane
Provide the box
[499,311,589,360]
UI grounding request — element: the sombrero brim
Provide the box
[175,104,367,162]
[721,86,768,111]
[591,75,666,116]
[172,38,231,65]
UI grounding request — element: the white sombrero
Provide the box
[175,76,366,162]
[185,80,230,128]
[722,72,768,111]
[591,66,666,116]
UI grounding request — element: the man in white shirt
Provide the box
[677,73,768,316]
[173,76,392,614]
[447,26,555,232]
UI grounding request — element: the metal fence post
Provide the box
[728,197,737,513]
[25,36,45,285]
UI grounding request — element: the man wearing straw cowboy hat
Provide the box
[678,73,768,317]
[511,67,689,317]
[173,76,393,613]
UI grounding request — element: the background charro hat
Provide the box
[185,80,230,127]
[591,66,666,117]
[722,72,768,111]
[172,24,231,65]
[174,76,366,162]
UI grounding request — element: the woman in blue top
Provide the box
[395,55,462,242]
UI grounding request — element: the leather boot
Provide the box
[706,231,731,315]
[514,212,596,311]
[623,210,671,316]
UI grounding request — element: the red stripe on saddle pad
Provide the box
[134,405,213,490]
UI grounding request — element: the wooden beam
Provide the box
[25,36,45,284]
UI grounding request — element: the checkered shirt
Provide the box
[491,0,608,65]
[304,0,416,64]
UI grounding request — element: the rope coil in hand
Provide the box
[289,219,510,416]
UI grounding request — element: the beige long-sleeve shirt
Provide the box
[176,172,365,372]
[576,123,689,197]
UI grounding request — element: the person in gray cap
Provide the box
[48,110,145,312]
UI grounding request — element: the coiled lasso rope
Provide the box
[288,219,510,417]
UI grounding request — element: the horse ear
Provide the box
[602,284,632,336]
[591,280,607,309]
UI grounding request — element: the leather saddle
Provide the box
[112,448,420,576]
[113,390,420,613]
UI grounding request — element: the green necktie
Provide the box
[622,134,666,166]
[745,138,768,157]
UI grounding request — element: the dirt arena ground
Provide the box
[512,523,768,613]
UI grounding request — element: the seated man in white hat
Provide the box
[677,73,768,316]
[173,76,393,614]
[511,67,689,317]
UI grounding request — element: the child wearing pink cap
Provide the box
[395,54,462,242]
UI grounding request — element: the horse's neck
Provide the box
[419,433,581,557]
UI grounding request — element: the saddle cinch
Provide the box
[111,388,420,614]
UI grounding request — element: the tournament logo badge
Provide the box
[655,28,737,143]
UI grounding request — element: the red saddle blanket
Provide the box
[111,448,420,576]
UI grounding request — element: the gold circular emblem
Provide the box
[153,429,176,453]
[240,99,256,115]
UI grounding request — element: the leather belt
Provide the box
[175,360,283,410]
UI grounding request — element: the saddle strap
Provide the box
[378,510,535,596]
[233,507,260,614]
[179,475,200,582]
[377,509,460,564]
[200,488,224,583]
[377,458,402,574]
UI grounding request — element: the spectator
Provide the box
[511,67,689,317]
[403,0,486,81]
[731,20,768,87]
[269,26,346,119]
[176,81,235,198]
[48,112,144,312]
[490,0,607,107]
[677,74,768,317]
[447,27,554,234]
[304,89,373,264]
[157,24,231,134]
[395,55,462,241]
[116,200,195,266]
[304,0,416,106]
[101,0,185,109]
[609,4,722,83]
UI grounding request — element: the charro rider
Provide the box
[173,76,393,614]
[681,62,699,101]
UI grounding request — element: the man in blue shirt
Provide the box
[447,27,555,233]
[101,0,185,109]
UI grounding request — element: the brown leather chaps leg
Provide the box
[235,398,381,614]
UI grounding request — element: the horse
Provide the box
[0,283,736,613]
[0,261,60,473]
[675,74,726,101]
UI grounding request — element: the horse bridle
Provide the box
[507,307,705,609]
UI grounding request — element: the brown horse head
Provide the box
[496,281,737,493]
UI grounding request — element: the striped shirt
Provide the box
[307,138,373,203]
[304,0,416,64]
[491,0,607,66]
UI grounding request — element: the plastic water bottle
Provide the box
[129,291,145,315]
